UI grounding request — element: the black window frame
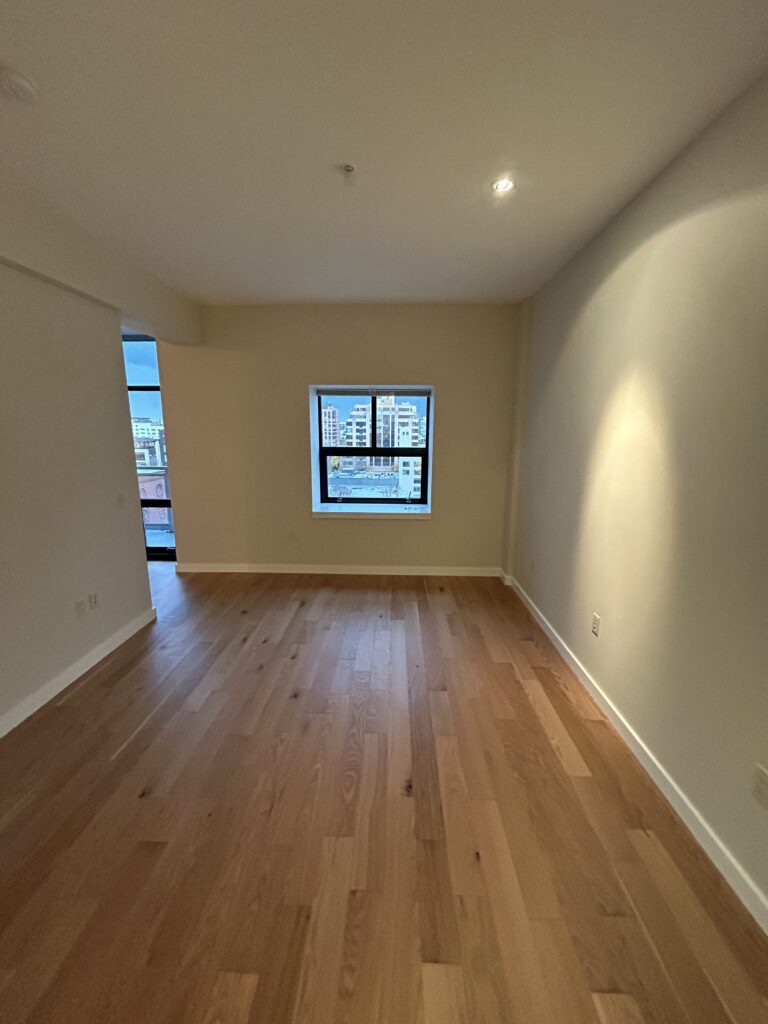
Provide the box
[317,389,431,506]
[123,333,176,561]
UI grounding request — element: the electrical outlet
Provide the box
[753,763,768,811]
[88,592,99,610]
[591,612,600,637]
[75,598,86,618]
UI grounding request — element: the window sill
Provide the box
[313,502,431,519]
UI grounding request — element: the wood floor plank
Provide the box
[334,889,382,1024]
[593,992,648,1023]
[613,859,733,1024]
[454,893,514,1024]
[351,733,385,891]
[628,829,768,1024]
[291,837,355,1024]
[519,674,592,777]
[0,566,764,1024]
[531,918,601,1024]
[468,799,556,1024]
[434,735,487,896]
[416,838,461,964]
[421,963,469,1024]
[247,905,311,1024]
[378,794,422,1024]
[201,972,259,1024]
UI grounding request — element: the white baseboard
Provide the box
[503,574,768,936]
[176,562,502,577]
[0,607,157,740]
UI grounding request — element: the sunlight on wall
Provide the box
[569,367,677,679]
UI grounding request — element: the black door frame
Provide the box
[123,334,176,561]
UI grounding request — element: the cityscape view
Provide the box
[320,394,428,500]
[123,341,175,548]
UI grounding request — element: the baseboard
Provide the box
[503,574,768,935]
[176,562,502,577]
[0,606,157,740]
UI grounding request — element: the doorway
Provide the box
[122,335,176,561]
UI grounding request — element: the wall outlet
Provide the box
[591,612,601,637]
[753,763,768,811]
[88,592,99,610]
[75,598,86,618]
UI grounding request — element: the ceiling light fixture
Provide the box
[491,176,515,194]
[0,61,37,103]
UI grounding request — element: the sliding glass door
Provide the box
[122,335,176,560]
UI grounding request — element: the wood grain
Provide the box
[0,565,764,1023]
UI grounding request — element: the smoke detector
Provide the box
[0,62,37,103]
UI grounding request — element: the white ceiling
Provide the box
[1,0,767,303]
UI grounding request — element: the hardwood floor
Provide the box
[0,565,766,1023]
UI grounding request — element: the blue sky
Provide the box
[123,340,165,420]
[128,390,163,421]
[123,340,159,384]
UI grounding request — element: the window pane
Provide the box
[320,395,371,447]
[128,391,167,468]
[375,394,427,448]
[123,340,160,385]
[142,505,175,549]
[326,455,423,500]
[138,467,171,500]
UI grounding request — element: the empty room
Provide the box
[0,1,767,1021]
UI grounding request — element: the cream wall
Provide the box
[510,77,768,919]
[0,167,201,345]
[0,262,153,733]
[161,304,519,571]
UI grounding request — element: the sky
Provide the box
[123,340,163,419]
[123,340,159,384]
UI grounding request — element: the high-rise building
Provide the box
[321,403,340,446]
[335,397,423,484]
[372,395,420,471]
[340,401,371,470]
[346,402,370,445]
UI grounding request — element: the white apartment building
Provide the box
[321,404,340,445]
[131,417,164,440]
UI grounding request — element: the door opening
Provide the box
[122,334,176,561]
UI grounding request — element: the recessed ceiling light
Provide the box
[0,62,37,103]
[491,176,515,194]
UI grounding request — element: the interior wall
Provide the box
[0,262,153,733]
[0,167,201,346]
[501,296,533,578]
[160,303,519,571]
[510,76,768,915]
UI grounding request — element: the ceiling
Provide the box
[1,1,767,303]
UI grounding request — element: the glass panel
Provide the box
[138,467,171,501]
[122,339,160,385]
[326,455,423,500]
[320,395,371,447]
[142,505,175,549]
[375,394,427,448]
[128,390,167,468]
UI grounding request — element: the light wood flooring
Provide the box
[0,565,766,1023]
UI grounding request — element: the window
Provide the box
[310,387,433,515]
[122,335,176,559]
